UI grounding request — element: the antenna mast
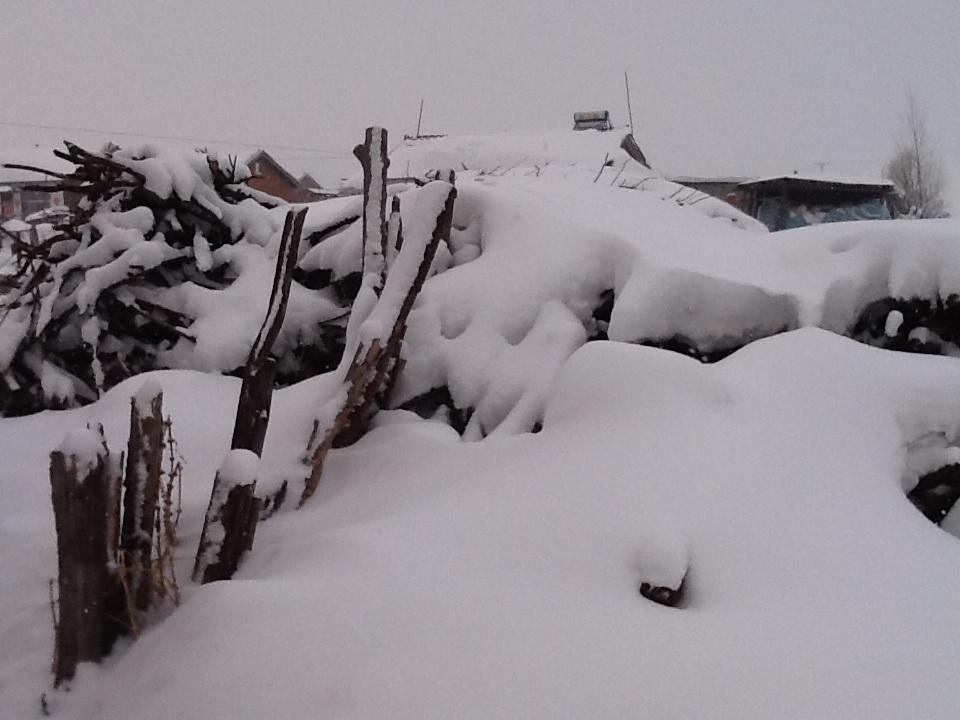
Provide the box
[624,71,635,136]
[416,99,424,138]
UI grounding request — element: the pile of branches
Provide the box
[0,142,345,416]
[853,294,960,356]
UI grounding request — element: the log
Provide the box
[49,425,118,686]
[119,383,165,612]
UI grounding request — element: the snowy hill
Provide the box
[3,137,960,719]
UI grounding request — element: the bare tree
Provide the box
[884,92,949,218]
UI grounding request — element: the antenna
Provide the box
[624,72,635,136]
[416,99,424,138]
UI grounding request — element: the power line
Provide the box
[0,119,351,157]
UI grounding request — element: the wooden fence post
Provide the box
[49,425,118,686]
[353,126,389,286]
[119,382,165,612]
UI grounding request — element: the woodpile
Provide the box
[0,143,346,416]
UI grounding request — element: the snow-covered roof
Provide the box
[389,129,649,179]
[741,172,896,189]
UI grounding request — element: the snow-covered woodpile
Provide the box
[0,143,346,415]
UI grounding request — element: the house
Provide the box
[244,149,323,203]
[738,174,897,231]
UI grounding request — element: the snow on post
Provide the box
[49,423,121,686]
[193,449,261,584]
[353,126,390,288]
[386,194,403,271]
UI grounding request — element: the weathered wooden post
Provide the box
[49,424,119,686]
[230,207,307,456]
[353,126,390,287]
[119,382,165,612]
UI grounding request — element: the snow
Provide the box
[218,448,260,488]
[387,129,769,232]
[80,316,104,394]
[1,218,31,234]
[132,379,163,414]
[3,330,959,719]
[54,425,106,475]
[357,180,452,344]
[3,132,960,720]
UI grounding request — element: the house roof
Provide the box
[739,173,896,197]
[244,149,303,189]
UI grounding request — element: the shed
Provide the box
[739,174,897,231]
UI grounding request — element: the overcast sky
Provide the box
[1,1,958,192]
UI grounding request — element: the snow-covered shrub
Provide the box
[0,143,346,415]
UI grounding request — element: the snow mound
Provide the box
[388,129,768,232]
[20,329,960,720]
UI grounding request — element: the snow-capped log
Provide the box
[231,207,308,457]
[49,424,122,686]
[193,449,261,584]
[119,383,165,612]
[0,142,346,416]
[299,179,457,507]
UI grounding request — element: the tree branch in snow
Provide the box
[299,179,457,507]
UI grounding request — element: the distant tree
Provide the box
[884,92,949,218]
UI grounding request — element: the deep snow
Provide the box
[2,133,960,719]
[3,330,960,719]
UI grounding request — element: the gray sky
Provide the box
[1,0,958,195]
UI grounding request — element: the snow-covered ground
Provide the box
[3,133,960,719]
